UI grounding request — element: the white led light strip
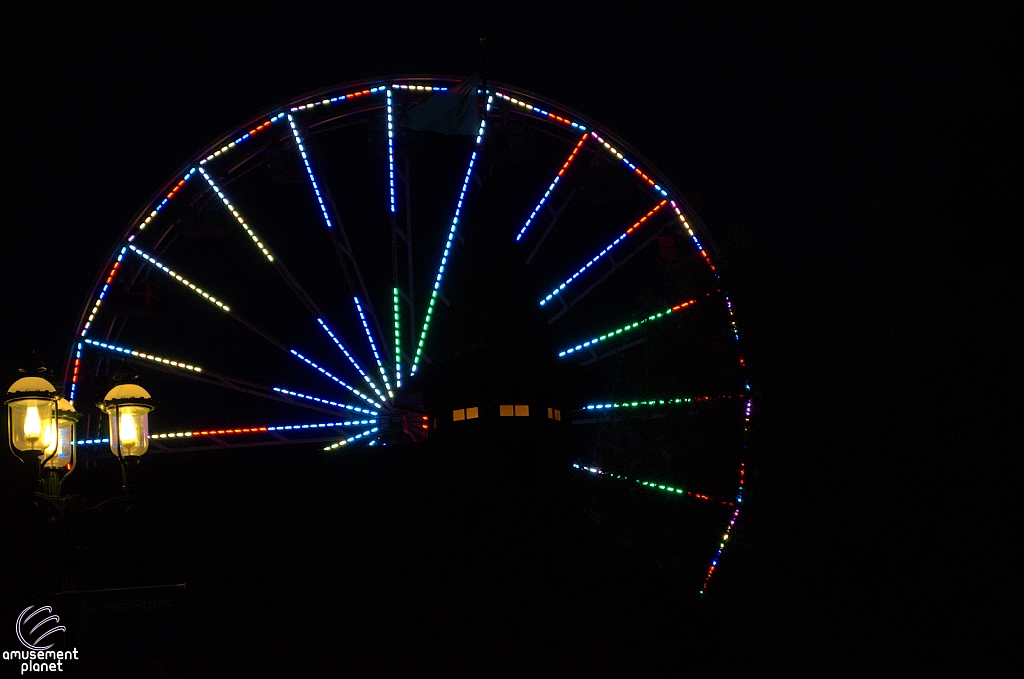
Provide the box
[127,245,230,311]
[198,168,274,262]
[84,339,201,372]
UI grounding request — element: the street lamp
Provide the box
[6,365,60,491]
[98,365,155,494]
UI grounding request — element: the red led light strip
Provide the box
[625,200,667,235]
[559,134,588,176]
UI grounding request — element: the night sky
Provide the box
[1,4,1018,676]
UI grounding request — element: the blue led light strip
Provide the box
[354,296,392,397]
[386,88,396,213]
[84,339,201,372]
[290,349,383,408]
[288,114,334,230]
[129,168,197,241]
[127,245,230,311]
[557,300,695,357]
[198,168,274,262]
[272,387,377,415]
[316,318,384,400]
[81,247,127,336]
[411,96,493,374]
[324,427,379,451]
[198,113,286,166]
[517,133,588,241]
[540,200,667,306]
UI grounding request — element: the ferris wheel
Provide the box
[64,75,750,594]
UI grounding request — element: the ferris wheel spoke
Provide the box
[556,299,696,360]
[148,418,379,442]
[354,296,392,396]
[323,426,379,451]
[516,132,589,242]
[578,338,647,366]
[540,199,667,307]
[81,339,358,417]
[198,165,341,325]
[125,244,290,351]
[386,88,398,215]
[525,187,578,266]
[290,348,383,409]
[83,338,203,372]
[411,96,493,375]
[272,387,378,416]
[316,318,385,400]
[571,464,738,506]
[115,417,380,451]
[287,113,395,375]
[550,224,678,328]
[576,393,744,414]
[385,88,406,390]
[126,243,388,403]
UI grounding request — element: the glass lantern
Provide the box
[43,398,80,470]
[6,375,59,460]
[99,382,155,459]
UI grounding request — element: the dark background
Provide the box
[1,3,1019,676]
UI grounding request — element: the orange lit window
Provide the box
[466,407,478,419]
[515,405,529,417]
[547,407,553,419]
[453,409,465,421]
[554,409,561,421]
[499,405,514,417]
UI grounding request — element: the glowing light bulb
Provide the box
[23,406,42,443]
[119,412,139,448]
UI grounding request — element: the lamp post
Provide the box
[6,357,156,591]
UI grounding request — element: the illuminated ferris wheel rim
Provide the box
[69,74,720,337]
